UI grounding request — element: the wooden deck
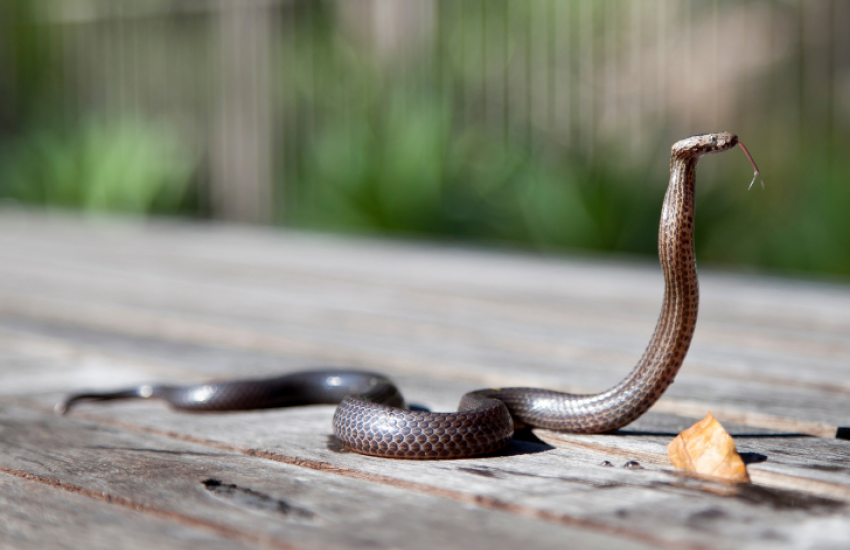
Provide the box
[2,210,849,550]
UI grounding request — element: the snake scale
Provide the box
[59,132,757,459]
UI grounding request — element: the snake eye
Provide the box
[709,134,718,146]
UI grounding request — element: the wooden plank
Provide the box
[3,212,850,549]
[2,295,850,494]
[1,211,848,320]
[2,215,848,370]
[0,475,254,550]
[2,218,848,388]
[0,267,847,433]
[57,392,850,497]
[1,330,849,548]
[0,406,661,550]
[19,401,850,550]
[0,314,841,445]
[3,222,849,348]
[534,415,850,497]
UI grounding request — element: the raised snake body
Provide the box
[59,132,744,459]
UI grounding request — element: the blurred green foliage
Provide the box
[281,1,850,280]
[1,0,848,280]
[283,1,666,258]
[0,1,198,216]
[0,118,196,214]
[292,88,662,256]
[294,98,850,277]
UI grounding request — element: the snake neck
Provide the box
[600,154,700,420]
[488,152,704,433]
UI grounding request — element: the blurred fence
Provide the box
[1,0,849,276]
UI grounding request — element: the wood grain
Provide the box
[1,210,850,549]
[0,406,663,550]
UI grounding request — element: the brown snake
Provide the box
[59,132,758,459]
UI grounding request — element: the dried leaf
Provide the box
[667,413,750,483]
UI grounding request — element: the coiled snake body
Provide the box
[59,133,748,459]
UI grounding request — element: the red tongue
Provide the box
[738,141,765,190]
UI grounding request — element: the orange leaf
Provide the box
[667,413,750,483]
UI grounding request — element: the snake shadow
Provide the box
[609,429,820,466]
[495,427,556,457]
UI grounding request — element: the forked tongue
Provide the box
[738,142,764,190]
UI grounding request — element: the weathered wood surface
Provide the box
[1,210,850,550]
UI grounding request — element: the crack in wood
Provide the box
[86,445,231,457]
[201,478,317,520]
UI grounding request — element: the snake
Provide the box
[58,132,758,460]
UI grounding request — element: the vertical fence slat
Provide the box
[578,0,594,154]
[211,0,273,223]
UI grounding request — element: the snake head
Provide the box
[672,132,738,159]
